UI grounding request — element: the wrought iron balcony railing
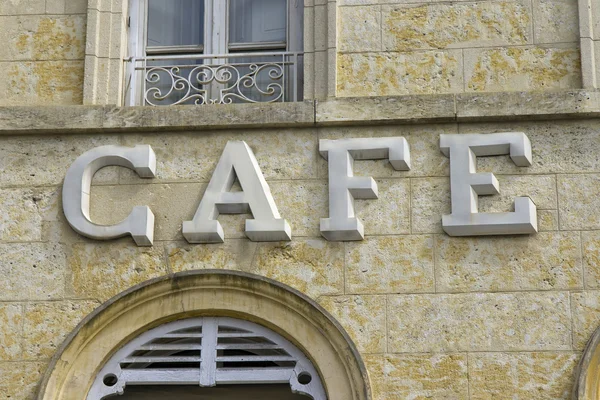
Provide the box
[124,52,303,106]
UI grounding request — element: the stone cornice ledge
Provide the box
[0,90,599,134]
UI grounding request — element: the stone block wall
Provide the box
[0,0,590,105]
[337,0,582,96]
[2,117,600,398]
[0,0,87,105]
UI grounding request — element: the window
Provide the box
[125,0,303,106]
[86,317,326,399]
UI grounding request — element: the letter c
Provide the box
[62,145,156,246]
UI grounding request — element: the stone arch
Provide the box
[573,324,600,399]
[36,270,371,400]
[83,0,336,105]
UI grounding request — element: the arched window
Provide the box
[37,271,370,400]
[88,317,325,399]
[125,0,304,105]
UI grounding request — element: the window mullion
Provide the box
[207,0,227,55]
[199,317,218,387]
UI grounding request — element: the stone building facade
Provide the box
[1,0,600,399]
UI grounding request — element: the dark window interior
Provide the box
[118,384,310,399]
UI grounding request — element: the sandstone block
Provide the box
[252,239,344,298]
[68,242,168,301]
[382,1,531,52]
[337,50,463,97]
[121,129,318,182]
[0,187,58,242]
[583,231,600,289]
[533,0,579,44]
[387,292,571,352]
[346,235,434,294]
[0,304,22,361]
[365,353,468,400]
[0,16,85,61]
[22,300,98,360]
[354,179,410,236]
[0,243,66,301]
[0,0,45,15]
[559,174,600,230]
[65,0,88,14]
[435,232,582,292]
[339,6,382,53]
[318,295,386,353]
[468,352,580,399]
[90,183,205,242]
[0,361,46,400]
[464,46,581,92]
[167,239,257,272]
[572,291,600,350]
[270,180,328,237]
[0,60,84,106]
[0,134,119,187]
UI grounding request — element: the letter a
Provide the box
[183,141,291,243]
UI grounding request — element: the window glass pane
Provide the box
[229,0,287,45]
[147,0,204,47]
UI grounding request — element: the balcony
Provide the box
[124,52,303,106]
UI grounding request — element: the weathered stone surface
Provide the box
[270,180,327,237]
[0,105,104,133]
[479,174,557,212]
[582,232,600,289]
[0,243,66,301]
[22,300,98,360]
[0,187,58,242]
[317,124,453,178]
[382,1,531,51]
[558,174,600,230]
[571,291,600,350]
[411,175,556,234]
[107,101,316,131]
[91,183,205,241]
[315,94,456,125]
[533,0,579,44]
[337,50,463,97]
[121,129,318,182]
[0,0,45,15]
[65,0,88,14]
[0,303,22,361]
[468,352,579,399]
[0,135,119,187]
[0,361,46,400]
[0,60,84,106]
[167,239,257,272]
[464,46,581,92]
[339,6,382,53]
[252,239,344,298]
[0,16,85,61]
[456,90,600,121]
[387,292,571,352]
[318,295,386,353]
[355,179,410,235]
[68,242,167,301]
[457,120,600,175]
[538,209,559,231]
[346,236,434,294]
[365,353,468,400]
[436,233,582,292]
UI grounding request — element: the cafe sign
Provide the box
[62,133,537,246]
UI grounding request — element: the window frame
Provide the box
[125,0,303,106]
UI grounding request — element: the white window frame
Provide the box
[86,316,327,399]
[125,0,303,106]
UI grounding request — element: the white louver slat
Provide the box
[87,317,327,399]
